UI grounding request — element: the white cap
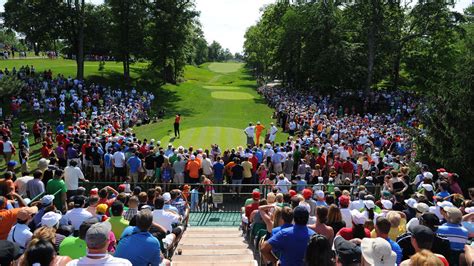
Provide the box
[315,190,325,199]
[162,192,171,202]
[465,207,474,214]
[366,176,373,181]
[361,237,397,266]
[41,212,62,228]
[318,176,323,182]
[381,200,393,210]
[421,184,433,192]
[437,201,454,209]
[423,172,434,179]
[190,155,196,160]
[328,178,334,182]
[414,202,430,213]
[364,200,375,210]
[404,198,417,208]
[350,210,366,225]
[40,195,55,206]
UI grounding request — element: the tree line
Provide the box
[2,0,233,84]
[244,0,474,185]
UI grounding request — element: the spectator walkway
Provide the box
[172,227,257,266]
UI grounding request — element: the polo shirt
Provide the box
[152,209,179,233]
[0,208,21,240]
[46,179,68,210]
[64,166,84,190]
[113,151,125,167]
[109,216,129,240]
[127,156,142,173]
[268,225,315,266]
[67,255,131,266]
[26,178,45,199]
[271,223,293,236]
[64,208,93,231]
[213,162,224,181]
[58,236,86,259]
[242,161,253,178]
[186,160,200,179]
[7,223,32,252]
[437,223,469,251]
[386,238,403,265]
[115,227,161,266]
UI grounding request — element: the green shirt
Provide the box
[109,216,129,240]
[59,236,86,259]
[46,179,67,210]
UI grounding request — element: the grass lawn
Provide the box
[0,58,286,172]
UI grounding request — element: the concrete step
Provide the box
[172,261,257,266]
[179,238,247,245]
[178,243,249,250]
[177,249,253,256]
[183,232,243,238]
[186,227,240,232]
[172,254,254,262]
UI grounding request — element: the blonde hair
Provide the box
[409,249,444,266]
[266,193,276,204]
[275,193,284,203]
[342,190,351,196]
[386,211,401,228]
[327,204,343,225]
[32,226,56,245]
[272,206,283,229]
[400,166,410,175]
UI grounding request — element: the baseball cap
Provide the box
[0,240,21,265]
[421,184,433,192]
[381,200,393,210]
[289,190,297,197]
[73,195,86,208]
[351,210,366,225]
[405,198,417,209]
[40,195,55,206]
[315,190,325,199]
[334,236,361,264]
[17,207,38,221]
[7,161,17,167]
[317,176,323,182]
[361,237,397,266]
[302,189,313,200]
[423,172,434,179]
[366,176,373,181]
[411,225,434,244]
[436,168,446,173]
[293,205,309,220]
[252,191,261,200]
[96,204,108,214]
[437,201,454,209]
[118,184,126,192]
[339,195,350,206]
[364,200,375,209]
[445,207,463,222]
[162,192,171,202]
[41,212,62,228]
[85,222,112,249]
[419,213,441,229]
[414,202,430,213]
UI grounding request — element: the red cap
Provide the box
[289,190,297,197]
[302,189,313,200]
[90,188,98,195]
[118,184,126,192]
[436,168,447,173]
[339,195,350,206]
[252,191,261,200]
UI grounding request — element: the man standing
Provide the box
[269,123,278,145]
[244,123,255,147]
[64,160,88,198]
[112,147,126,182]
[255,122,265,146]
[174,114,181,138]
[261,206,315,265]
[126,152,142,185]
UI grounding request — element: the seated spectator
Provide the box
[304,234,332,266]
[371,216,403,264]
[64,196,93,233]
[339,195,352,229]
[361,237,397,266]
[115,209,171,266]
[399,225,448,266]
[333,236,362,265]
[0,240,21,265]
[40,211,66,250]
[85,196,99,216]
[401,249,445,266]
[152,196,180,233]
[26,170,45,199]
[108,201,129,240]
[308,206,334,243]
[7,206,38,254]
[337,210,370,240]
[261,206,315,265]
[59,218,97,259]
[123,196,139,221]
[22,238,71,265]
[67,222,131,265]
[437,207,468,257]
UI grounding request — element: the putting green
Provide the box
[208,62,242,73]
[203,85,240,90]
[159,127,247,149]
[211,91,254,100]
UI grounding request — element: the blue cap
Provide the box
[7,161,17,167]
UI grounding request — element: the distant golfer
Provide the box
[244,122,255,147]
[269,122,278,145]
[174,114,181,138]
[255,121,265,146]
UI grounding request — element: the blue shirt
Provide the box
[104,153,113,168]
[213,162,224,180]
[387,238,403,265]
[437,223,469,251]
[115,226,161,266]
[271,223,293,236]
[268,225,315,266]
[436,191,450,198]
[127,156,142,173]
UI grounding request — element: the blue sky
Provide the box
[1,0,472,53]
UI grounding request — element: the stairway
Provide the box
[172,227,257,266]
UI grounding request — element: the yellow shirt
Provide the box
[242,161,253,179]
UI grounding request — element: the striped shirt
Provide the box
[437,223,468,251]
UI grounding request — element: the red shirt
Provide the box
[249,156,259,172]
[245,202,259,219]
[174,116,181,124]
[316,156,326,168]
[337,227,371,240]
[342,161,354,173]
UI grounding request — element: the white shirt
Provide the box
[113,151,126,167]
[201,158,213,176]
[14,176,34,197]
[3,140,13,153]
[276,178,291,193]
[7,224,32,252]
[67,255,132,266]
[349,200,365,211]
[244,126,255,137]
[64,208,93,231]
[406,217,420,231]
[64,166,85,190]
[152,209,179,233]
[340,208,353,228]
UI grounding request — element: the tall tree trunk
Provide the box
[123,55,130,85]
[75,0,85,80]
[392,46,402,90]
[366,23,375,93]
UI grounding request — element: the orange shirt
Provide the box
[255,125,265,135]
[186,160,200,179]
[0,208,20,240]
